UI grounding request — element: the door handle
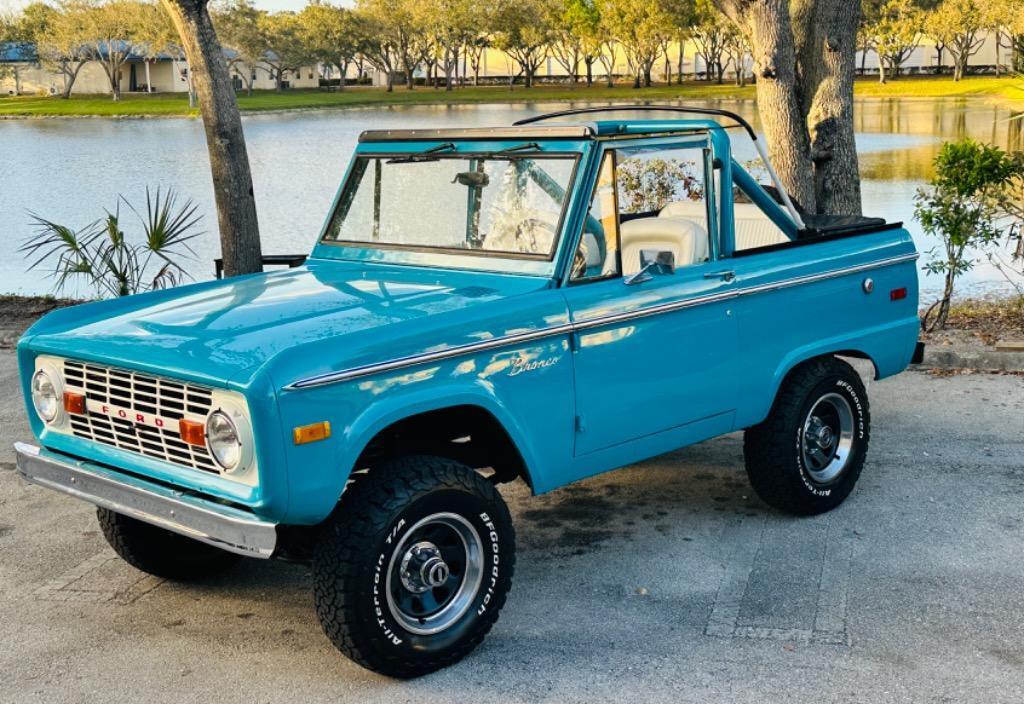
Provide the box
[703,270,736,282]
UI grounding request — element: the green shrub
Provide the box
[914,139,1023,330]
[21,188,201,299]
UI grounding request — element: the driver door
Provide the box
[562,145,738,456]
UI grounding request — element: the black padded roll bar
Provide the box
[513,105,758,140]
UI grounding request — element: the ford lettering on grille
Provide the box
[63,359,220,474]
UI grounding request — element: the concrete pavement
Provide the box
[1,350,1023,703]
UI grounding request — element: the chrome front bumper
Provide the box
[14,442,277,558]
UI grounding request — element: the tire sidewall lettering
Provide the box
[370,502,503,650]
[795,377,867,495]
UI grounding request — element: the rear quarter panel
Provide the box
[729,227,919,429]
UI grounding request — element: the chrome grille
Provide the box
[62,359,220,474]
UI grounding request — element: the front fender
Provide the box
[272,335,573,524]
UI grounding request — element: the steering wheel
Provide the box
[481,215,559,255]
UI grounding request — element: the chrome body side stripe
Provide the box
[287,323,576,389]
[286,252,919,390]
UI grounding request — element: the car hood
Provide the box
[24,259,555,388]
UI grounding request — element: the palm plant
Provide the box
[21,188,202,299]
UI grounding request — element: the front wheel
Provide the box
[312,455,515,678]
[744,357,871,515]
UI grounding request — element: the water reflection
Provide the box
[0,98,1020,298]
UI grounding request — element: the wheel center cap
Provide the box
[817,426,834,448]
[399,541,449,593]
[422,557,450,588]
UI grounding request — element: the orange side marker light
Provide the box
[294,421,331,445]
[179,418,206,447]
[63,391,86,415]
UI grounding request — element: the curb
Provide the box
[914,341,1024,373]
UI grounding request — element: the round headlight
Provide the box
[206,410,242,471]
[31,369,60,423]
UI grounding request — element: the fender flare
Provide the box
[337,380,540,489]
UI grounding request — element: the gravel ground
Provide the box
[1,350,1023,704]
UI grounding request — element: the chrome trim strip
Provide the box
[288,323,576,388]
[572,289,737,331]
[286,252,919,390]
[736,253,918,297]
[14,442,277,558]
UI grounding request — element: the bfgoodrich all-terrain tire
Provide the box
[312,455,515,678]
[97,508,241,580]
[744,356,871,516]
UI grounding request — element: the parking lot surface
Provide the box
[1,351,1023,703]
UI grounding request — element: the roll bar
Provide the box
[513,105,807,231]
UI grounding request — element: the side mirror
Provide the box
[624,249,676,285]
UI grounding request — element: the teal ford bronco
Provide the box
[16,107,920,677]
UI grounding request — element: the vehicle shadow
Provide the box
[190,432,756,595]
[174,429,770,626]
[156,432,784,683]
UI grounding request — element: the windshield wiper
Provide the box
[386,142,456,164]
[492,142,541,157]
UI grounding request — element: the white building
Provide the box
[1,41,320,97]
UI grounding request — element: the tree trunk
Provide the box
[714,0,817,213]
[61,66,73,99]
[104,58,122,101]
[933,268,956,330]
[405,58,415,89]
[586,58,593,86]
[160,0,263,277]
[793,0,862,215]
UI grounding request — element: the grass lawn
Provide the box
[0,75,1021,118]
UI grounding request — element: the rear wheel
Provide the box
[97,508,240,580]
[743,357,870,515]
[312,455,514,678]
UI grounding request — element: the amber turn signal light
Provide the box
[63,391,86,415]
[179,418,206,447]
[293,421,331,445]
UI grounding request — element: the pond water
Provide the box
[1,98,1021,300]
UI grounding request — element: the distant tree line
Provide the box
[859,0,1024,82]
[3,0,1024,100]
[211,0,749,93]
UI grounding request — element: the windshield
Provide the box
[322,152,578,259]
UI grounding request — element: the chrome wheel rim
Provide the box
[385,512,483,636]
[802,392,855,484]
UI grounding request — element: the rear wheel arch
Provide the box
[769,350,876,412]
